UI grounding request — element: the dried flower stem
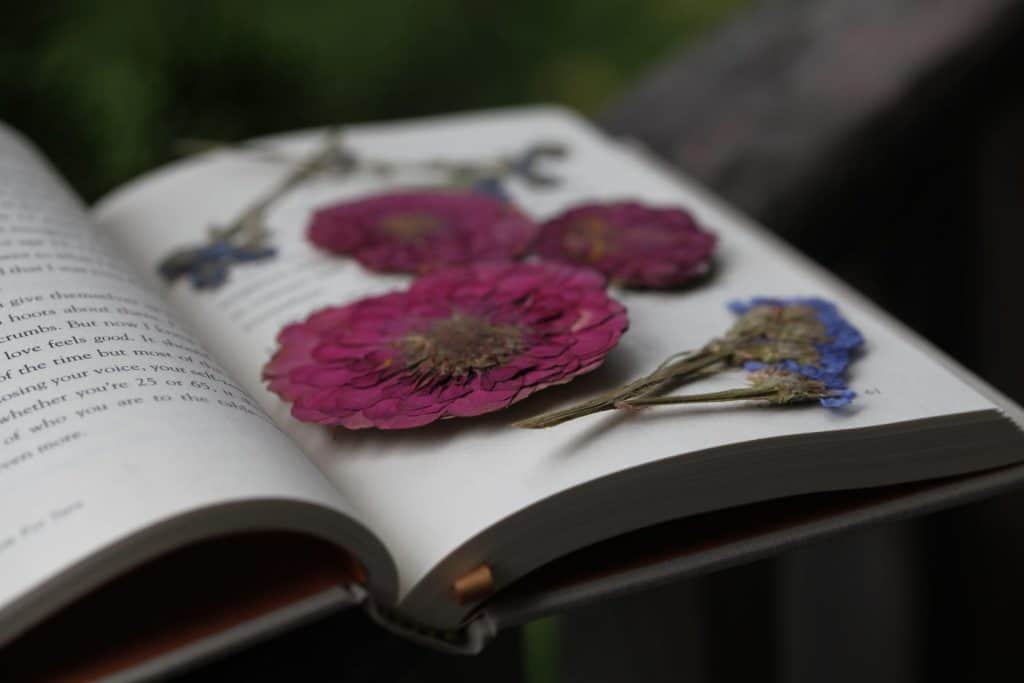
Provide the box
[219,131,346,246]
[176,136,566,191]
[514,344,734,429]
[621,387,778,407]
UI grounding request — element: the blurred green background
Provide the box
[1,0,747,202]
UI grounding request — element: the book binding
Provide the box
[352,584,497,655]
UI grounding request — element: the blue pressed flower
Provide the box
[744,359,856,408]
[819,391,855,408]
[159,240,276,290]
[731,297,862,409]
[518,295,864,428]
[728,298,862,348]
[470,177,510,201]
[597,359,857,417]
[230,243,277,263]
[728,297,863,374]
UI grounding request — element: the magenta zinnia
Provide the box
[534,201,716,288]
[263,262,629,429]
[307,190,538,274]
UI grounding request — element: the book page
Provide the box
[0,124,393,641]
[94,107,1006,613]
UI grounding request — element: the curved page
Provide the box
[0,125,395,643]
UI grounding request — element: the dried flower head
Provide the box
[307,190,538,274]
[158,240,276,289]
[746,360,855,407]
[727,298,864,374]
[264,262,628,429]
[533,201,717,288]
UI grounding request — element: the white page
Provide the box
[0,124,392,640]
[94,106,1001,607]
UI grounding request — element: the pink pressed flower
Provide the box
[307,190,538,274]
[534,201,717,288]
[263,262,629,430]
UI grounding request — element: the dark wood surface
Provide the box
[602,0,1023,228]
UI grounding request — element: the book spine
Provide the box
[350,584,498,655]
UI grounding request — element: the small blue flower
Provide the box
[735,297,862,409]
[159,240,276,290]
[729,297,864,375]
[745,359,856,408]
[817,345,851,375]
[470,177,510,201]
[819,390,855,408]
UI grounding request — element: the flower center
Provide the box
[398,314,525,380]
[377,212,444,243]
[565,217,618,262]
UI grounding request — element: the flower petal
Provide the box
[263,261,629,429]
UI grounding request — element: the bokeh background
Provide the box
[5,1,1024,681]
[1,0,745,202]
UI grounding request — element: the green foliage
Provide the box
[1,0,747,201]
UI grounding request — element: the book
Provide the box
[1,106,1023,679]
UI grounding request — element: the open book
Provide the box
[2,107,1023,679]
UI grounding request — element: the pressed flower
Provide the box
[745,360,856,408]
[619,362,854,410]
[469,177,510,201]
[727,298,864,374]
[157,139,333,291]
[159,240,276,289]
[264,261,628,430]
[533,201,717,288]
[517,296,861,428]
[308,190,538,274]
[156,135,571,290]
